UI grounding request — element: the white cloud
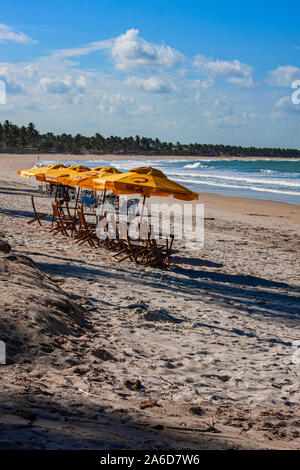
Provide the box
[126,75,175,93]
[53,39,113,58]
[205,105,262,128]
[274,95,300,114]
[191,78,214,90]
[226,76,254,88]
[190,78,214,99]
[0,23,37,44]
[97,92,134,115]
[131,104,155,115]
[193,55,255,88]
[0,66,26,94]
[75,75,86,88]
[111,29,183,70]
[267,65,300,87]
[52,29,183,72]
[39,75,86,94]
[0,58,94,112]
[39,77,73,94]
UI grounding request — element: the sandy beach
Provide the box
[0,153,299,450]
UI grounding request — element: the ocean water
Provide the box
[46,157,300,205]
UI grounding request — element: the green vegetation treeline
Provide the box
[0,120,299,157]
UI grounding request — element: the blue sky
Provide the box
[1,0,300,147]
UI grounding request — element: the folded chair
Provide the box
[147,234,175,267]
[57,201,78,236]
[27,196,48,226]
[74,207,99,247]
[112,234,147,264]
[49,202,74,237]
[112,222,153,264]
[113,224,174,268]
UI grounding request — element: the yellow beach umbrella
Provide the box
[77,167,122,190]
[92,166,198,201]
[93,166,121,175]
[18,164,66,181]
[61,168,104,188]
[43,165,90,185]
[56,166,121,189]
[66,166,121,214]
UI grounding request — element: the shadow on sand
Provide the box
[30,249,300,326]
[0,392,230,450]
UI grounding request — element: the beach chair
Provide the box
[49,202,74,237]
[146,233,175,267]
[112,232,148,264]
[112,221,157,264]
[100,210,123,250]
[113,222,174,267]
[27,196,48,226]
[74,207,99,247]
[143,236,172,268]
[57,201,78,236]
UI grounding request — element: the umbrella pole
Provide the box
[140,195,146,220]
[139,195,146,237]
[100,189,106,215]
[74,187,81,218]
[51,185,59,228]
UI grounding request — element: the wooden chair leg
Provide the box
[27,196,47,226]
